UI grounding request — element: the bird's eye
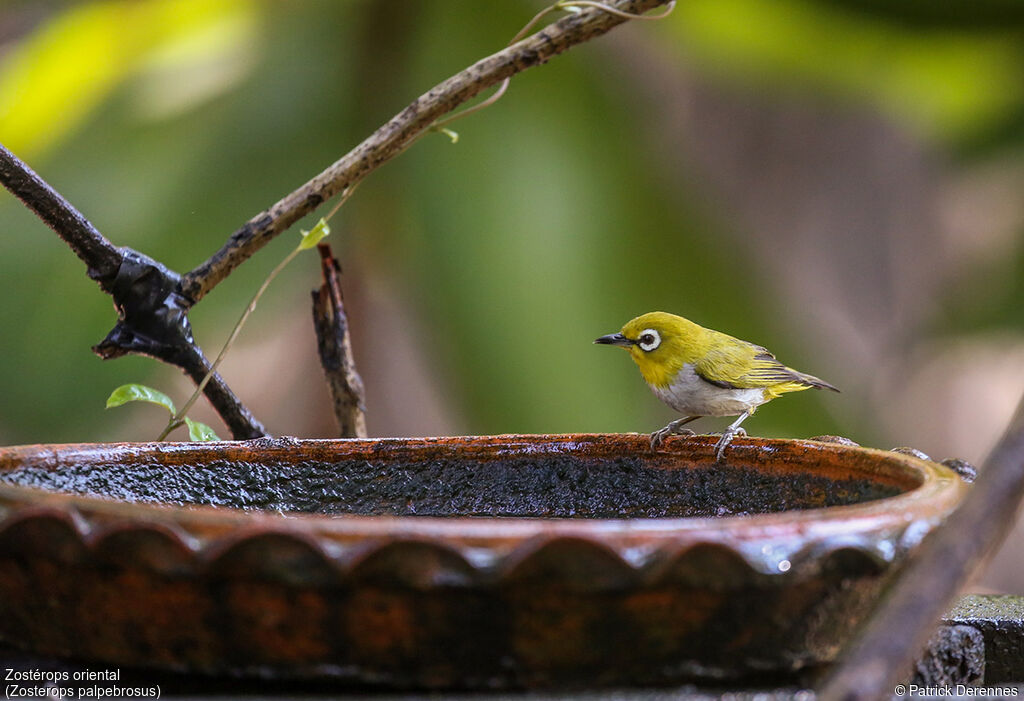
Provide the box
[638,328,661,352]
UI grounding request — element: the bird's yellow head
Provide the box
[594,311,708,388]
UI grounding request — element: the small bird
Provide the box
[595,311,838,460]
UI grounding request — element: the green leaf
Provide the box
[184,417,220,442]
[298,217,330,250]
[105,383,176,414]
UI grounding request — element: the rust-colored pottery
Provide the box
[0,434,967,688]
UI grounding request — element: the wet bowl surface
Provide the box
[0,434,966,688]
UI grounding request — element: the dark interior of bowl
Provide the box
[0,437,915,518]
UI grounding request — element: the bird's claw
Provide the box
[650,428,671,450]
[649,426,696,450]
[713,427,746,461]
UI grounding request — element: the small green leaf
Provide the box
[184,417,220,442]
[298,217,330,250]
[106,384,176,414]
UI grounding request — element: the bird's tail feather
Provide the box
[794,370,839,392]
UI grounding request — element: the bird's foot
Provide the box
[650,424,696,450]
[713,427,746,461]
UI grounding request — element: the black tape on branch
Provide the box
[91,249,269,439]
[92,249,195,362]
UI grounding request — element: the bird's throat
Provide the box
[631,351,680,389]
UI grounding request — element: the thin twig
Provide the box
[429,78,511,133]
[0,143,122,283]
[508,4,563,45]
[172,243,304,434]
[430,1,674,141]
[818,394,1024,701]
[179,0,670,304]
[169,343,268,439]
[560,0,676,21]
[323,181,360,225]
[312,243,367,438]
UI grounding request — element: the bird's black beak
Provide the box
[594,333,634,347]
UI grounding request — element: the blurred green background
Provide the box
[2,2,1024,584]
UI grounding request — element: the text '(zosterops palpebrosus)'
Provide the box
[595,311,839,460]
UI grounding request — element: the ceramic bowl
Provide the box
[0,434,967,688]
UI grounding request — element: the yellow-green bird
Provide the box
[595,311,838,459]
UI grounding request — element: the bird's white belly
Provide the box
[649,363,767,417]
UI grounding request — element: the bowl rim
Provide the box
[0,433,967,550]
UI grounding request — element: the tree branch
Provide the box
[0,149,267,440]
[2,1,668,443]
[0,143,122,284]
[179,0,669,304]
[818,395,1024,701]
[174,344,269,439]
[311,243,367,438]
[90,248,269,439]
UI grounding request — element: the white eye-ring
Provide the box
[637,328,661,352]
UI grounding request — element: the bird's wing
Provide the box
[695,338,836,391]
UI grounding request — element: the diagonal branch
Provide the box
[0,143,122,284]
[818,395,1024,700]
[179,0,670,304]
